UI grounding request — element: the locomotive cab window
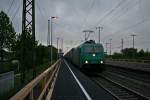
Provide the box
[84,46,102,53]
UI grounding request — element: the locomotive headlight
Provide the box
[100,61,103,64]
[92,54,95,57]
[85,60,88,64]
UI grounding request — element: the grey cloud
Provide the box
[0,0,150,53]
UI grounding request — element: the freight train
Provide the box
[65,40,105,70]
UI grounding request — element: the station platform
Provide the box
[51,59,117,100]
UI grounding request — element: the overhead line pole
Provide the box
[130,34,136,59]
[105,42,109,55]
[32,0,36,78]
[121,38,124,51]
[109,39,112,56]
[130,34,136,49]
[96,26,103,44]
[22,0,36,79]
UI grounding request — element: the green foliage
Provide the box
[0,61,16,74]
[0,11,16,50]
[0,11,16,72]
[14,29,34,69]
[0,10,59,98]
[14,29,58,69]
[111,52,122,59]
[112,48,150,60]
[35,44,46,65]
[35,44,57,65]
[0,11,58,75]
[137,49,144,57]
[121,48,137,56]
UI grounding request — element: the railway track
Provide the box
[104,65,150,84]
[91,75,148,100]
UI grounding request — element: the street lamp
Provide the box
[56,37,59,59]
[50,16,58,65]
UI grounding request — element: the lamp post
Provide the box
[109,39,112,56]
[47,20,50,46]
[56,37,59,59]
[50,16,58,65]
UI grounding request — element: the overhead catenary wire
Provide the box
[102,17,150,42]
[36,1,47,20]
[43,0,90,42]
[91,0,126,28]
[100,0,143,38]
[100,0,148,50]
[7,0,16,14]
[11,1,21,22]
[104,0,139,26]
[104,0,131,24]
[80,0,96,29]
[4,0,150,53]
[85,0,142,46]
[36,0,50,19]
[80,0,133,48]
[96,0,139,42]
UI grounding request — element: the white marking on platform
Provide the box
[64,60,92,100]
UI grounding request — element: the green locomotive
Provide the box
[65,40,105,69]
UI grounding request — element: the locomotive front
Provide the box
[80,43,105,66]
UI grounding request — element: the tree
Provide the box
[137,49,144,57]
[0,11,16,70]
[122,48,137,58]
[35,44,58,65]
[112,52,122,59]
[0,11,16,50]
[14,28,35,83]
[35,44,45,65]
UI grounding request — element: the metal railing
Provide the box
[10,60,60,100]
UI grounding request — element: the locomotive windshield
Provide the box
[84,46,102,53]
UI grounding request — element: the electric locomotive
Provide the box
[65,40,105,70]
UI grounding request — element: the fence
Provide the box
[10,60,60,100]
[0,71,14,94]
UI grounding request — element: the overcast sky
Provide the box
[0,0,150,53]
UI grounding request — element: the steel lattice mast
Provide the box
[22,0,35,36]
[22,0,36,77]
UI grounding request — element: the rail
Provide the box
[10,60,60,100]
[107,59,150,63]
